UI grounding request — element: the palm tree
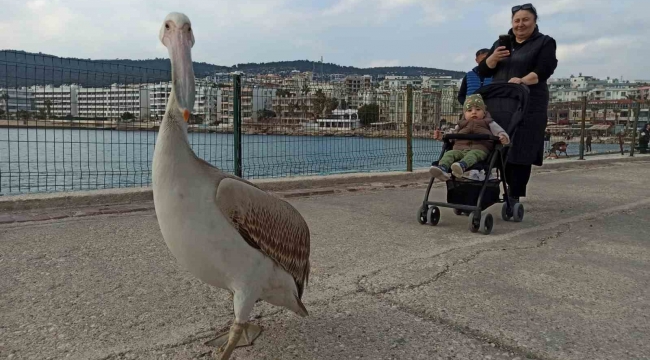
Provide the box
[1,92,9,117]
[44,99,53,120]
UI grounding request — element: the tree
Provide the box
[301,84,310,95]
[36,108,47,120]
[312,89,338,118]
[328,97,338,112]
[44,100,53,119]
[312,89,325,117]
[188,113,203,124]
[300,100,310,121]
[1,93,9,116]
[256,108,275,121]
[273,100,283,122]
[358,104,380,126]
[16,110,31,120]
[120,111,135,122]
[276,89,291,97]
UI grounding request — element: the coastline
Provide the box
[0,120,636,143]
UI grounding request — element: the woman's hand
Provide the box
[508,77,524,84]
[486,46,510,68]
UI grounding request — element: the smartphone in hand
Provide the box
[498,34,512,52]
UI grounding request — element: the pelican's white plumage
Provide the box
[152,12,310,360]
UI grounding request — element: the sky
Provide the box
[0,0,648,80]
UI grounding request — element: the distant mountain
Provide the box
[0,50,465,88]
[230,60,466,78]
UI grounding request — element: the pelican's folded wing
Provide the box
[214,178,310,298]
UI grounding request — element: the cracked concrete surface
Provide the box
[1,161,649,359]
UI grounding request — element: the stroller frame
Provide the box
[417,83,530,235]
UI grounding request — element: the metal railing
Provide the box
[546,97,650,159]
[3,50,648,196]
[0,51,462,195]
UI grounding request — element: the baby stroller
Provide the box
[417,83,530,235]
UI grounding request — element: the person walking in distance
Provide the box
[618,131,625,155]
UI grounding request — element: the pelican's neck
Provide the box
[155,96,194,173]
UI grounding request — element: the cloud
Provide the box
[557,36,638,64]
[0,0,648,79]
[452,54,468,64]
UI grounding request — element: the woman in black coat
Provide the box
[478,3,558,202]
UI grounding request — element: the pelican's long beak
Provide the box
[168,28,195,122]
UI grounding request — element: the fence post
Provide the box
[630,101,640,157]
[233,74,242,177]
[406,85,413,172]
[579,96,587,160]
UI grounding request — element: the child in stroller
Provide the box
[429,94,510,181]
[417,83,530,235]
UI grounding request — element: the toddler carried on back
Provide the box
[430,94,510,181]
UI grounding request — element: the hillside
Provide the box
[0,50,465,88]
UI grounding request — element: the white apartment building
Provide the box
[148,80,217,122]
[422,76,459,89]
[382,76,423,89]
[551,88,589,103]
[214,84,260,125]
[1,87,35,114]
[588,87,639,101]
[77,85,149,119]
[28,85,79,117]
[316,109,360,130]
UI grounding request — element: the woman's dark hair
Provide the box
[511,3,538,20]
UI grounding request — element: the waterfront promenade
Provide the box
[1,154,649,360]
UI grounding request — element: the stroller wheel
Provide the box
[453,208,464,216]
[427,206,441,226]
[480,214,494,235]
[468,212,480,233]
[513,203,525,222]
[417,205,428,225]
[501,203,513,221]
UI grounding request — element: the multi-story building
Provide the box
[271,92,314,124]
[382,76,423,89]
[551,88,590,103]
[344,75,372,94]
[149,82,172,119]
[28,85,78,117]
[148,80,216,122]
[0,87,36,115]
[588,87,639,101]
[77,84,149,119]
[215,84,274,125]
[423,76,458,89]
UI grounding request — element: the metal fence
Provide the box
[0,51,463,195]
[2,50,648,196]
[546,97,650,159]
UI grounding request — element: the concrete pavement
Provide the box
[1,159,649,359]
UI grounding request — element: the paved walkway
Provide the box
[1,159,650,360]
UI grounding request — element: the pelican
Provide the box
[152,13,310,360]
